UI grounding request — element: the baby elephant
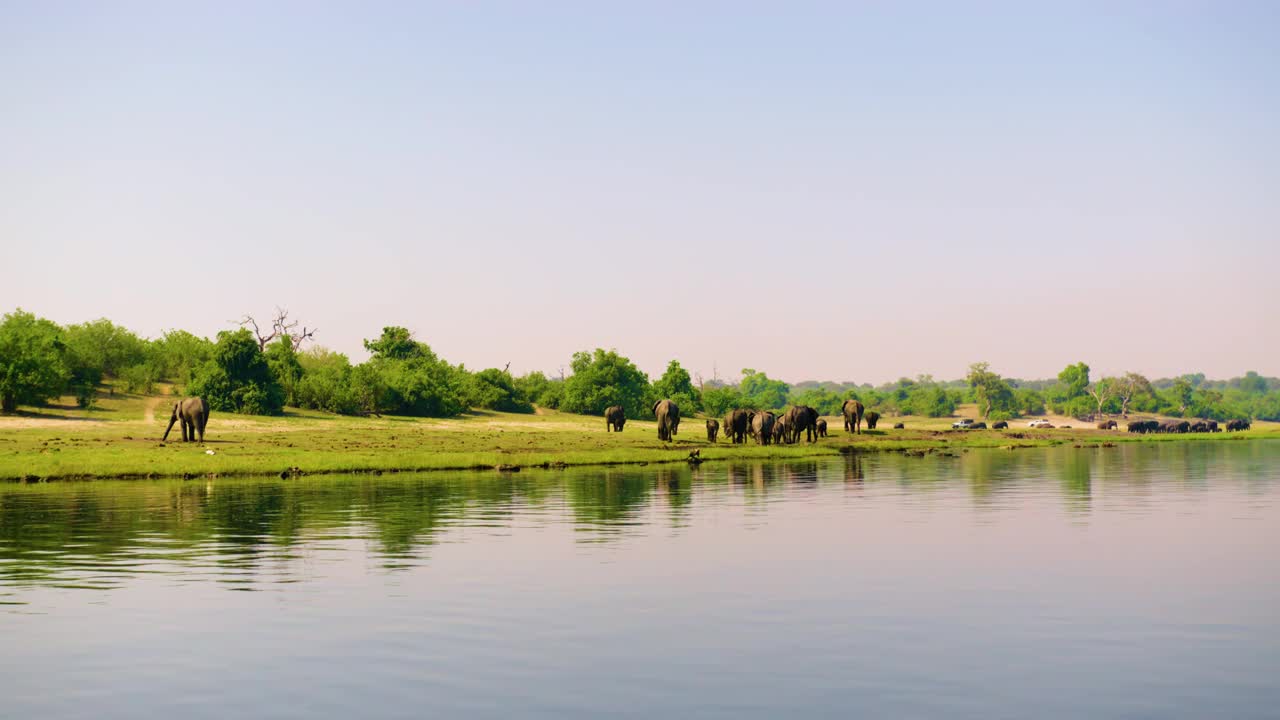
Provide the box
[893,422,905,430]
[706,418,719,443]
[816,418,827,437]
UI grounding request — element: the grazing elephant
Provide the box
[841,399,865,435]
[992,420,1008,429]
[892,422,904,429]
[751,411,776,445]
[784,405,820,443]
[725,409,752,444]
[1207,420,1220,432]
[1226,419,1251,432]
[864,411,880,430]
[605,405,626,432]
[816,418,827,437]
[162,397,210,443]
[971,421,987,430]
[706,419,719,442]
[653,399,680,441]
[1096,419,1118,430]
[1189,421,1209,433]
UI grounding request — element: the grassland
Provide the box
[1,388,1276,481]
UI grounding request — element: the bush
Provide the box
[187,329,285,415]
[468,369,534,413]
[560,349,651,419]
[514,371,563,409]
[0,309,70,412]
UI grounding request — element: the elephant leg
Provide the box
[197,414,206,443]
[180,416,190,442]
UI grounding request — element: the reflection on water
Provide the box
[1,442,1278,719]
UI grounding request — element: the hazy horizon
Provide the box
[4,3,1277,385]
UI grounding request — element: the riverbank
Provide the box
[1,392,1276,481]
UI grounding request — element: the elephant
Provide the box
[706,419,719,443]
[605,405,626,432]
[992,420,1009,429]
[1158,420,1189,433]
[841,399,865,435]
[816,418,827,437]
[892,422,905,429]
[1206,420,1220,432]
[1189,421,1209,433]
[1226,419,1251,431]
[784,405,820,443]
[771,420,787,444]
[725,409,752,444]
[751,411,776,445]
[864,411,880,430]
[1096,419,1118,430]
[970,421,987,430]
[653,399,680,442]
[162,397,210,443]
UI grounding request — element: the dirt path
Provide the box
[144,397,160,424]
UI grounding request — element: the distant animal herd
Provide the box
[605,399,1256,443]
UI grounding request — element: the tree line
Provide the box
[2,309,1277,422]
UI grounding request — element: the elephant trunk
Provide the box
[162,408,178,441]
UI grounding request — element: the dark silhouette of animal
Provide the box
[604,405,626,432]
[751,411,775,446]
[1207,420,1219,432]
[725,409,752,444]
[892,422,904,429]
[970,421,987,430]
[1128,419,1160,433]
[1226,419,1251,432]
[653,399,680,441]
[1189,421,1209,433]
[816,418,827,437]
[163,397,210,442]
[841,399,865,434]
[706,418,719,442]
[1158,419,1189,433]
[864,411,880,430]
[771,420,786,444]
[1097,419,1118,430]
[784,405,821,443]
[992,420,1008,429]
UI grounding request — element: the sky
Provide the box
[2,2,1277,385]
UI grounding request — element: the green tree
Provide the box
[967,362,1016,419]
[514,371,564,409]
[468,368,534,413]
[739,368,790,410]
[363,326,422,361]
[62,319,147,378]
[294,347,360,415]
[701,385,745,417]
[265,336,304,406]
[560,349,651,418]
[1015,388,1045,415]
[1058,362,1091,398]
[652,360,701,413]
[1114,372,1154,415]
[148,330,215,386]
[0,309,69,412]
[356,327,467,417]
[188,329,286,415]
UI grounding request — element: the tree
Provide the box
[265,336,304,406]
[739,369,790,410]
[187,329,285,415]
[1170,377,1195,414]
[148,330,214,385]
[514,371,564,409]
[363,326,423,361]
[1058,362,1091,398]
[1114,372,1154,415]
[560,349,651,418]
[652,360,701,412]
[701,385,745,417]
[1087,377,1120,416]
[238,308,316,351]
[966,362,1015,419]
[0,310,69,412]
[468,368,534,413]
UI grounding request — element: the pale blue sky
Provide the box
[2,2,1276,383]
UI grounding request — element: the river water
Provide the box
[2,442,1277,719]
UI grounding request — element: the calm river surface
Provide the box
[2,442,1278,719]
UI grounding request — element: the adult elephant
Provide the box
[604,405,626,432]
[162,397,210,443]
[725,409,752,444]
[841,399,865,435]
[706,419,719,443]
[1096,419,1118,430]
[785,405,820,443]
[864,411,880,430]
[653,399,680,442]
[751,411,775,446]
[992,420,1008,429]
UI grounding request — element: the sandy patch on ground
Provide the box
[0,416,108,429]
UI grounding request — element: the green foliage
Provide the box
[62,319,147,378]
[468,368,534,413]
[739,368,790,410]
[652,360,701,413]
[0,309,70,412]
[351,328,468,417]
[1058,362,1091,397]
[188,329,285,415]
[700,385,745,417]
[787,387,847,416]
[967,362,1017,419]
[363,327,422,361]
[514,371,564,409]
[149,330,214,385]
[121,364,157,395]
[294,348,361,415]
[1015,388,1045,415]
[265,337,304,406]
[900,384,957,417]
[560,349,651,418]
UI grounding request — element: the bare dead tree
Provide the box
[236,307,317,351]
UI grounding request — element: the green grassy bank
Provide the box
[1,391,1276,481]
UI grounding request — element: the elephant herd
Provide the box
[614,398,890,444]
[1126,418,1249,433]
